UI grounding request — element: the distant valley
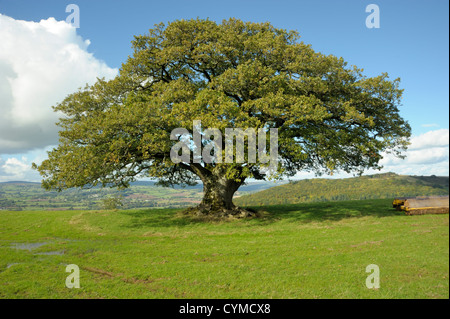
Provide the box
[1,173,448,211]
[0,179,287,211]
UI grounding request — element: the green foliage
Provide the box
[33,18,411,197]
[101,195,124,210]
[235,173,449,206]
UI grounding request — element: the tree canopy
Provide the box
[33,18,411,217]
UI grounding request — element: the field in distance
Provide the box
[0,180,287,211]
[1,173,448,211]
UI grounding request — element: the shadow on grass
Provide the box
[247,198,404,224]
[119,208,206,229]
[119,199,405,229]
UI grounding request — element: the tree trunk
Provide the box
[201,176,239,211]
[183,173,258,218]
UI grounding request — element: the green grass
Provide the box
[0,199,448,299]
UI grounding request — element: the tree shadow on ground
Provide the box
[119,199,405,229]
[247,199,405,225]
[120,208,215,229]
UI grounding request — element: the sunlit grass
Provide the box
[0,199,448,298]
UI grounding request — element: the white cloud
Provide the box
[407,129,449,151]
[421,123,440,128]
[0,157,30,181]
[0,145,55,182]
[0,14,118,154]
[378,129,449,175]
[291,129,449,180]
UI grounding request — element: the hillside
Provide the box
[234,173,449,207]
[2,173,448,211]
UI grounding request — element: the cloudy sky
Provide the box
[0,0,448,182]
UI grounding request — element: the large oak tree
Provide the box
[34,18,411,217]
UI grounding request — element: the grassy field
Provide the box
[0,198,448,299]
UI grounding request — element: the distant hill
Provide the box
[0,179,286,211]
[2,173,448,210]
[234,173,449,207]
[1,181,39,185]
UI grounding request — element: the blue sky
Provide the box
[0,0,448,181]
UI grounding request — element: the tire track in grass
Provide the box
[79,265,180,296]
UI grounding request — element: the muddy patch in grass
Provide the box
[10,242,49,251]
[10,241,67,256]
